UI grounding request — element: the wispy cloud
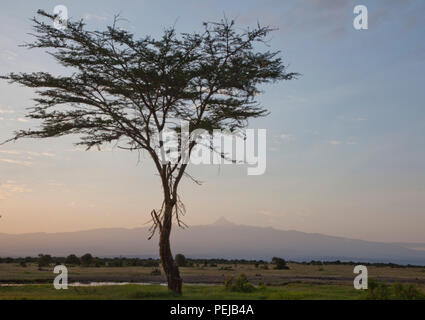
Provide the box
[0,50,17,61]
[329,140,342,145]
[0,150,56,158]
[259,210,282,217]
[0,158,32,166]
[0,108,15,114]
[0,150,56,167]
[0,180,32,199]
[280,133,296,142]
[328,140,357,145]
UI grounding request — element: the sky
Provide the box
[0,0,424,242]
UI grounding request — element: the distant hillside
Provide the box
[1,218,425,264]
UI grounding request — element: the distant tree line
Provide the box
[0,255,424,269]
[297,260,424,268]
[0,254,160,268]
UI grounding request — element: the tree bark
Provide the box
[159,203,182,294]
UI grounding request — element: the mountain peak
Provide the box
[212,216,235,226]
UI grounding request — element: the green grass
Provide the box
[0,283,367,300]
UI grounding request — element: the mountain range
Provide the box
[1,217,424,265]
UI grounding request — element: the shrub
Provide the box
[367,279,391,300]
[80,253,93,267]
[151,268,161,276]
[393,282,424,300]
[224,274,256,293]
[219,266,234,271]
[258,282,267,290]
[38,254,52,267]
[367,279,425,300]
[175,254,187,267]
[65,254,81,266]
[272,257,289,270]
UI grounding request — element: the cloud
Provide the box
[0,158,32,166]
[0,150,55,158]
[280,133,296,142]
[0,150,56,167]
[0,108,15,114]
[0,50,17,61]
[329,140,342,145]
[259,210,282,217]
[0,180,32,200]
[328,140,357,145]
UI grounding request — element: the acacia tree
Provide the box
[1,10,297,294]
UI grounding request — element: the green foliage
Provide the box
[366,279,425,300]
[37,254,52,267]
[0,283,367,300]
[258,282,267,290]
[175,254,187,267]
[224,274,256,293]
[367,279,391,300]
[80,253,93,267]
[219,266,234,271]
[65,254,81,266]
[272,257,289,270]
[150,268,161,276]
[392,282,425,300]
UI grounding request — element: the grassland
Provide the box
[0,283,367,300]
[1,262,424,299]
[1,262,425,285]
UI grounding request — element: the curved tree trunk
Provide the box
[159,203,182,294]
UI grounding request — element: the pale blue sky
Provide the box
[1,0,424,242]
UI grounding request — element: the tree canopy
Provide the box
[1,10,297,294]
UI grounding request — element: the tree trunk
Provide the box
[159,203,182,294]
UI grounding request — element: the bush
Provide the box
[272,257,289,270]
[65,254,81,266]
[219,266,234,271]
[393,282,424,300]
[80,253,93,267]
[175,254,187,267]
[38,254,53,267]
[367,279,391,300]
[258,282,267,290]
[224,274,256,293]
[367,279,425,300]
[151,268,161,276]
